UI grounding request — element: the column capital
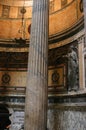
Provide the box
[77,35,85,44]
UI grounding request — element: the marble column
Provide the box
[24,0,49,130]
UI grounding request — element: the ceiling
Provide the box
[0,0,83,40]
[0,0,33,7]
[0,0,53,6]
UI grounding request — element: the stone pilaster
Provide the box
[78,36,85,89]
[24,0,49,130]
[83,0,86,46]
[83,0,86,88]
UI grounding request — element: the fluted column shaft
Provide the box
[24,0,49,130]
